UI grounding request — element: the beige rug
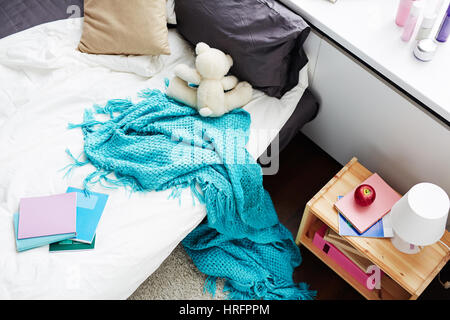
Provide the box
[128,244,226,300]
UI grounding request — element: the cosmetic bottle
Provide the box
[416,0,443,40]
[401,2,422,42]
[416,13,437,40]
[396,0,415,27]
[436,3,450,42]
[414,39,437,61]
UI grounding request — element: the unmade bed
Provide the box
[0,3,319,299]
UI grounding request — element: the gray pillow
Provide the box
[174,0,310,98]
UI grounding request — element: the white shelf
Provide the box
[280,0,450,123]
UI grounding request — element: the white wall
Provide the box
[302,31,450,228]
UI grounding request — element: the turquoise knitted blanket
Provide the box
[67,89,315,300]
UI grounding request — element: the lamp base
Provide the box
[391,231,421,254]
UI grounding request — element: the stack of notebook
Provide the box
[14,187,108,252]
[323,228,373,272]
[334,173,401,238]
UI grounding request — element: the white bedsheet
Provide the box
[0,18,308,299]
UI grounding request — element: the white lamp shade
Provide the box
[391,183,449,246]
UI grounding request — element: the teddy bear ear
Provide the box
[226,54,233,68]
[195,42,210,55]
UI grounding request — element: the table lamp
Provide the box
[390,182,449,254]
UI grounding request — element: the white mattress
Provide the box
[0,18,309,299]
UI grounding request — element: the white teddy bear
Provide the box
[166,42,253,117]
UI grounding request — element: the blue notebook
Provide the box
[14,213,76,252]
[67,187,109,244]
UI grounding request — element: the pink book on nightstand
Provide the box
[334,173,401,234]
[17,192,77,239]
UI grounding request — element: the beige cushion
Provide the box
[78,0,170,56]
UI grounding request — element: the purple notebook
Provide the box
[18,193,77,239]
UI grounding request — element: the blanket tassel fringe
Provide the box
[203,275,316,300]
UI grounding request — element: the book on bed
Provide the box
[67,187,109,244]
[13,213,76,252]
[17,192,77,239]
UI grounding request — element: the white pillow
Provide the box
[166,0,177,24]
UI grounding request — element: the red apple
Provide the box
[354,184,376,206]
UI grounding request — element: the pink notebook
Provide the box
[334,173,401,234]
[17,193,77,239]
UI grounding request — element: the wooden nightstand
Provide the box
[296,157,450,300]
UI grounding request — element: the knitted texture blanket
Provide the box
[67,89,315,300]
